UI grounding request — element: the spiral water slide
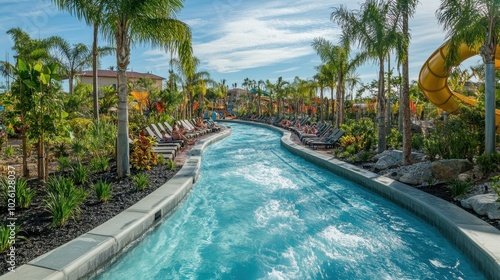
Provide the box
[418,42,500,132]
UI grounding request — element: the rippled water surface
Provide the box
[95,123,484,279]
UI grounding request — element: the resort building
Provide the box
[76,70,165,91]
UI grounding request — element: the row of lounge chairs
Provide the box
[141,119,221,160]
[240,115,344,150]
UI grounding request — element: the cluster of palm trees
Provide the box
[2,0,498,179]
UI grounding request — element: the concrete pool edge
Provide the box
[0,128,231,280]
[221,119,500,280]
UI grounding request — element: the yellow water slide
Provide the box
[418,42,500,131]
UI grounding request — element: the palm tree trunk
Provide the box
[377,57,387,153]
[331,87,335,126]
[92,24,100,123]
[21,117,29,178]
[116,23,131,178]
[69,76,74,95]
[485,61,495,154]
[401,11,412,165]
[320,87,324,122]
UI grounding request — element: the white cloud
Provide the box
[189,0,335,74]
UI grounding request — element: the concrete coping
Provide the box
[219,119,500,280]
[0,129,231,280]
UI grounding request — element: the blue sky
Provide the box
[0,0,482,90]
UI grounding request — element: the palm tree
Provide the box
[51,41,91,95]
[389,0,419,165]
[332,1,400,153]
[311,38,339,126]
[313,68,329,123]
[437,0,500,154]
[274,77,289,117]
[53,0,192,177]
[51,0,105,121]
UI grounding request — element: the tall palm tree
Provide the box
[437,0,500,154]
[51,0,107,122]
[53,0,192,177]
[389,0,419,165]
[274,76,289,117]
[313,67,329,123]
[332,1,400,153]
[312,38,339,126]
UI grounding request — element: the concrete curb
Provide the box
[220,119,500,280]
[0,129,231,280]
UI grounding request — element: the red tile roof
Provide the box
[77,70,164,80]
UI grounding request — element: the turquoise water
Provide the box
[95,123,484,279]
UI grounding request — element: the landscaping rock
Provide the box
[461,194,500,220]
[374,154,400,170]
[399,161,433,185]
[431,159,474,181]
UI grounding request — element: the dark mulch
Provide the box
[0,163,182,275]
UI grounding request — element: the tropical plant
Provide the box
[130,135,158,170]
[71,162,89,185]
[477,153,500,175]
[387,128,403,149]
[0,177,36,209]
[3,146,14,158]
[0,224,25,252]
[332,1,400,153]
[166,158,176,170]
[448,179,472,198]
[93,179,112,202]
[57,156,72,173]
[490,175,500,204]
[44,176,87,227]
[437,0,500,154]
[132,173,149,191]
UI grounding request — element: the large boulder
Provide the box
[374,154,400,170]
[431,159,474,181]
[399,161,433,185]
[461,194,500,220]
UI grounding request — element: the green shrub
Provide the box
[44,176,87,227]
[157,154,167,165]
[0,224,25,252]
[488,176,500,204]
[166,158,175,170]
[0,177,36,209]
[57,156,72,172]
[411,134,424,150]
[476,153,500,175]
[387,128,403,149]
[53,137,71,158]
[93,180,112,203]
[72,162,89,185]
[423,116,479,161]
[132,173,149,191]
[98,156,109,172]
[71,138,87,160]
[358,151,373,162]
[340,118,376,151]
[4,146,14,158]
[448,179,472,198]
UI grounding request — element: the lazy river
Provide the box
[94,123,484,279]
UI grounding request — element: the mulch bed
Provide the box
[0,163,182,275]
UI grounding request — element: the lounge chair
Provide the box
[145,126,183,151]
[309,130,345,150]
